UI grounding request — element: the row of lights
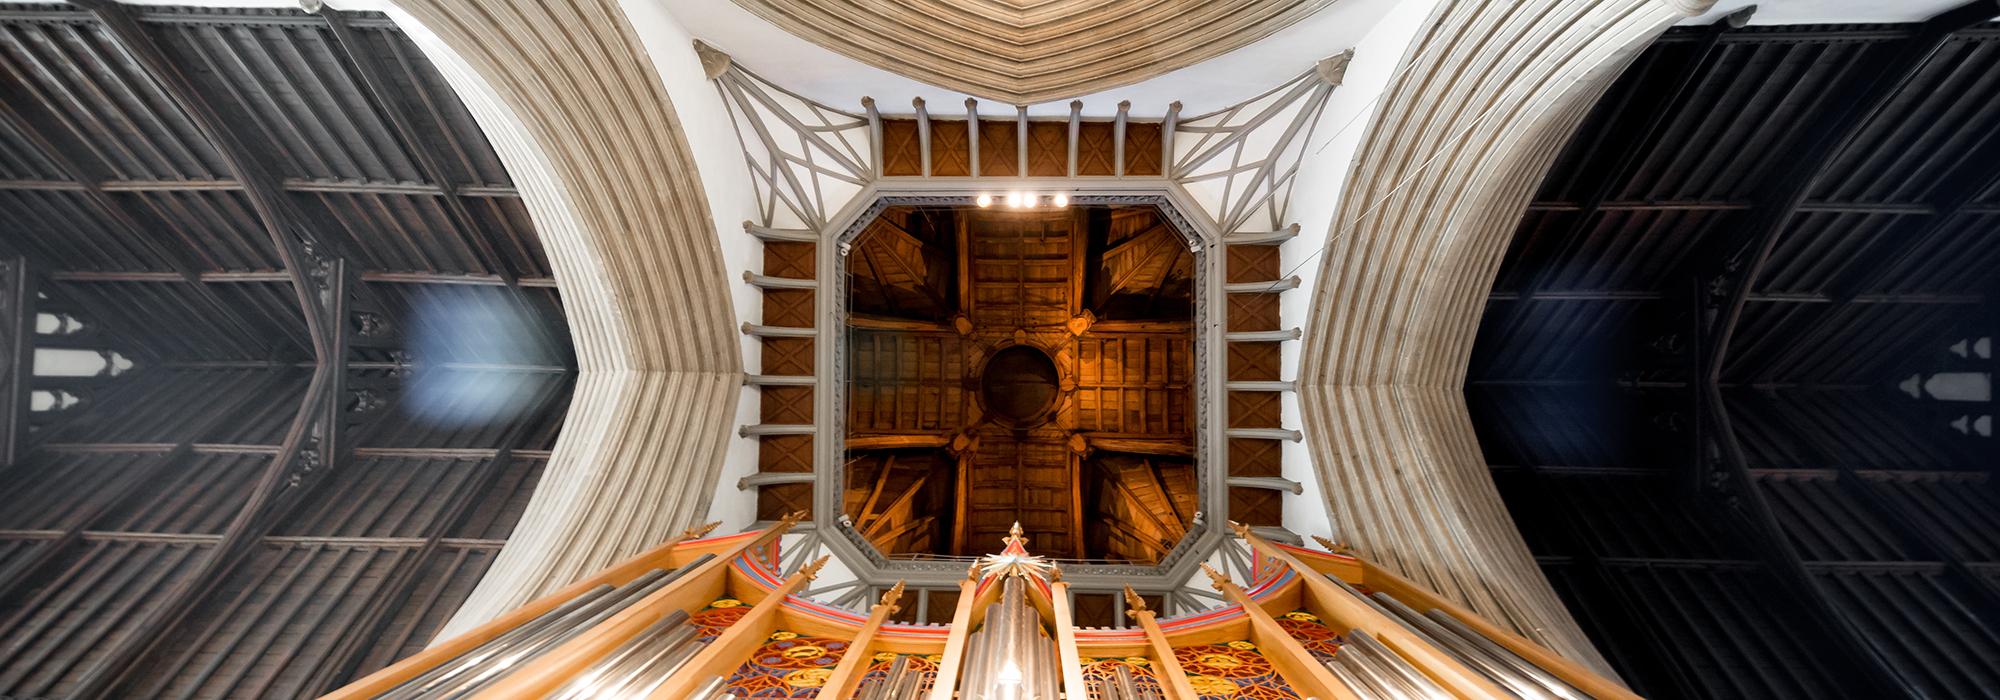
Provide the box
[975,192,1070,209]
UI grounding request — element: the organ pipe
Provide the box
[957,576,1061,699]
[328,519,1636,700]
[374,553,713,699]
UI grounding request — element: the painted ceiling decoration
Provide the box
[720,0,1344,103]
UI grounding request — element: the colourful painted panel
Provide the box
[721,630,851,697]
[691,599,750,642]
[1276,610,1343,662]
[1079,656,1166,699]
[1173,640,1301,700]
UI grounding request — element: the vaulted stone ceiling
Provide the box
[722,0,1341,103]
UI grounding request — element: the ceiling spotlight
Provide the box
[1052,192,1069,208]
[1006,192,1024,208]
[1021,192,1038,208]
[976,194,992,208]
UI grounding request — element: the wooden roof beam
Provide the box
[298,380,568,696]
[1698,384,1909,696]
[74,0,346,358]
[1519,6,1753,304]
[1705,0,2000,380]
[314,6,517,287]
[0,258,28,467]
[58,263,360,697]
[0,97,281,357]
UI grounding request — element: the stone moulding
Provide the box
[1296,0,1715,681]
[723,0,1344,103]
[389,0,744,640]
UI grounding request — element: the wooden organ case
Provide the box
[326,519,1638,699]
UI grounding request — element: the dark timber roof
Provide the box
[0,4,572,698]
[1471,14,2000,700]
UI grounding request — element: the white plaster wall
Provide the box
[619,0,768,535]
[1273,0,1445,545]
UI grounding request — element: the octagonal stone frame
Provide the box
[809,178,1231,594]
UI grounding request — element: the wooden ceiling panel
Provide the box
[844,204,1198,562]
[0,7,569,695]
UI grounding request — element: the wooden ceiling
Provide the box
[0,4,573,698]
[1470,15,2000,699]
[839,204,1198,563]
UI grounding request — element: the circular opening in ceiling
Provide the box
[980,345,1060,427]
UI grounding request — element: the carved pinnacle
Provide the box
[1199,563,1232,592]
[881,580,907,611]
[800,554,831,580]
[681,521,721,540]
[1311,535,1354,555]
[1122,586,1149,620]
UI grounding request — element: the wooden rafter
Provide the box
[1706,1,1997,379]
[0,257,28,467]
[73,0,341,356]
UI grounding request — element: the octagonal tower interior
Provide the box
[842,203,1199,563]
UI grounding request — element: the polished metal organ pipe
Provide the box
[588,625,698,696]
[1424,610,1589,700]
[960,616,990,693]
[1348,629,1451,700]
[613,630,709,698]
[437,566,684,698]
[548,610,693,700]
[1367,592,1555,700]
[1327,574,1557,700]
[955,576,1060,699]
[395,571,664,700]
[688,676,733,699]
[1323,654,1374,700]
[1332,637,1419,700]
[433,552,715,699]
[378,582,618,700]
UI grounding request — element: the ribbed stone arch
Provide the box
[1295,0,1715,678]
[386,0,745,638]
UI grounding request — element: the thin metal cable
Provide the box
[1252,95,1513,293]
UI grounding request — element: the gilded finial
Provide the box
[967,561,983,581]
[1227,520,1253,540]
[1007,521,1026,543]
[1122,586,1149,620]
[800,554,831,580]
[1311,535,1354,555]
[881,580,907,612]
[681,521,720,540]
[1048,564,1063,583]
[781,510,809,526]
[1199,563,1232,592]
